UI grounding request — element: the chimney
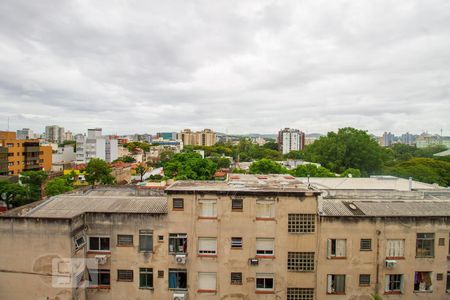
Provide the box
[408,177,412,191]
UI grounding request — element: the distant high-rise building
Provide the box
[399,132,416,146]
[179,129,216,146]
[157,132,178,140]
[76,129,118,163]
[64,131,74,141]
[277,128,305,154]
[381,132,395,147]
[16,128,34,140]
[45,125,65,144]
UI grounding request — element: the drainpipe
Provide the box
[375,229,381,294]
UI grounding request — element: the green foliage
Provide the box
[386,144,448,163]
[135,164,148,182]
[20,170,48,201]
[84,158,115,186]
[290,164,335,177]
[262,141,278,151]
[231,168,247,174]
[123,141,151,152]
[249,159,288,174]
[384,158,450,186]
[59,140,77,150]
[209,156,231,169]
[148,174,163,181]
[284,150,304,160]
[304,127,385,176]
[163,152,217,180]
[341,168,362,178]
[370,293,383,300]
[45,177,73,196]
[0,181,28,208]
[113,155,136,163]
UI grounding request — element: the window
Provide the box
[169,233,187,254]
[287,288,314,300]
[199,199,217,218]
[360,239,372,251]
[173,198,184,210]
[158,235,164,242]
[256,273,274,292]
[437,273,443,281]
[414,272,432,292]
[327,274,345,294]
[327,239,346,258]
[73,235,86,250]
[359,274,370,286]
[139,268,153,288]
[117,269,133,282]
[231,237,243,249]
[158,270,164,278]
[256,238,274,257]
[385,274,403,293]
[232,198,243,211]
[288,214,315,233]
[88,236,110,251]
[117,235,133,246]
[198,272,217,292]
[447,272,450,291]
[139,230,153,252]
[416,233,434,257]
[169,269,187,289]
[88,269,110,287]
[256,199,275,219]
[231,272,242,285]
[198,237,217,255]
[287,252,315,271]
[386,239,405,258]
[438,238,445,246]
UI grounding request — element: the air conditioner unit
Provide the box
[249,258,259,266]
[175,254,187,264]
[173,292,188,300]
[385,259,397,268]
[94,255,108,265]
[73,235,86,250]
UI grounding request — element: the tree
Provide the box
[209,156,231,169]
[304,127,385,176]
[84,158,115,186]
[341,168,362,178]
[384,158,450,187]
[285,150,304,160]
[135,163,149,182]
[163,152,217,180]
[0,181,28,208]
[20,170,48,201]
[113,155,136,163]
[249,159,288,174]
[45,177,73,196]
[290,164,335,177]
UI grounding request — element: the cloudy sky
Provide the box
[0,0,449,136]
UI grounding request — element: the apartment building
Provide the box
[45,125,65,144]
[0,176,449,299]
[0,131,52,175]
[179,129,216,146]
[0,146,8,175]
[76,129,118,163]
[278,128,305,154]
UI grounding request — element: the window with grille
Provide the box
[360,239,372,251]
[173,198,184,210]
[198,237,217,255]
[231,272,242,285]
[139,268,153,288]
[288,214,315,233]
[231,237,242,249]
[117,234,133,246]
[287,252,315,271]
[438,238,445,246]
[232,198,243,211]
[287,288,314,300]
[139,230,153,252]
[117,269,133,282]
[416,233,435,257]
[359,274,370,286]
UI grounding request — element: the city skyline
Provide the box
[1,1,449,135]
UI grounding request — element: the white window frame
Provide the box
[327,274,346,294]
[327,239,346,258]
[386,239,405,258]
[199,199,217,218]
[385,274,404,293]
[256,273,274,291]
[198,237,217,255]
[256,238,275,257]
[256,199,275,219]
[198,272,217,292]
[88,236,110,252]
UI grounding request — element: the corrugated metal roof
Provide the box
[320,199,450,217]
[25,195,167,218]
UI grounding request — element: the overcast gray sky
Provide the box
[0,0,449,136]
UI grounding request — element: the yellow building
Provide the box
[179,129,216,146]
